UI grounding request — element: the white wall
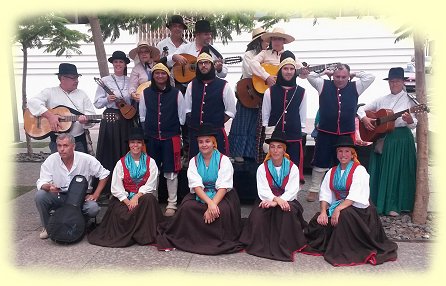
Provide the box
[13,16,414,130]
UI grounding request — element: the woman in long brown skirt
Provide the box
[88,128,163,247]
[304,136,398,266]
[156,123,243,255]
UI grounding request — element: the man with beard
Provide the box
[262,50,307,184]
[183,49,236,159]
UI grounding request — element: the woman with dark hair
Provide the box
[88,128,164,247]
[304,135,398,266]
[228,27,269,163]
[239,129,308,261]
[94,50,134,196]
[156,123,243,255]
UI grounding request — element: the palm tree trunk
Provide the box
[411,32,430,224]
[21,45,33,155]
[88,15,109,77]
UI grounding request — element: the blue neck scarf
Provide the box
[267,157,291,188]
[195,150,220,203]
[328,161,354,217]
[124,152,147,185]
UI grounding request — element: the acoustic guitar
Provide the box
[172,54,242,83]
[24,106,118,140]
[252,62,341,94]
[358,104,428,142]
[236,78,262,109]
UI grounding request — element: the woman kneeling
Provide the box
[304,135,398,266]
[88,128,163,247]
[240,130,308,261]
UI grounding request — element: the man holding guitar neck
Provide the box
[27,63,96,153]
[357,67,417,217]
[168,19,226,165]
[170,19,227,93]
[300,64,375,202]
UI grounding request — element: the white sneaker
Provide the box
[39,228,49,239]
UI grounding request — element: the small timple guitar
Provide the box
[172,54,242,83]
[252,62,341,94]
[359,104,428,142]
[24,106,118,140]
[236,78,262,109]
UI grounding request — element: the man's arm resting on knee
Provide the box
[87,176,109,201]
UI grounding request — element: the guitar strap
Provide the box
[273,87,298,128]
[207,45,223,60]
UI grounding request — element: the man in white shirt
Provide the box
[27,63,96,153]
[35,134,110,239]
[156,15,189,66]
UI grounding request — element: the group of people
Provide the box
[28,15,421,266]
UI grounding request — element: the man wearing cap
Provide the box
[300,64,375,202]
[184,49,236,159]
[156,15,189,63]
[249,27,298,88]
[170,19,227,90]
[357,67,417,216]
[139,62,185,216]
[27,63,96,153]
[262,51,307,185]
[129,41,161,102]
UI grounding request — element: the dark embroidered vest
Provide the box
[190,78,226,129]
[268,85,305,140]
[318,80,358,134]
[144,87,181,139]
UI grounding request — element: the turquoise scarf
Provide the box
[328,161,354,217]
[124,152,147,185]
[267,157,291,189]
[195,150,220,204]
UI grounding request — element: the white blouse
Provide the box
[319,165,370,208]
[187,154,234,193]
[256,162,300,202]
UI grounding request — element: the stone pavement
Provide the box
[10,124,435,278]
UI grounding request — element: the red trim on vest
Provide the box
[171,135,182,172]
[120,154,152,194]
[329,162,360,200]
[263,161,294,197]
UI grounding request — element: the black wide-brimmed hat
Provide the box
[265,129,288,145]
[383,67,408,80]
[127,128,145,141]
[108,50,130,64]
[195,19,211,33]
[55,63,82,76]
[167,15,187,30]
[196,123,217,137]
[334,135,355,149]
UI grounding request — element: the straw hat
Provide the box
[261,27,295,44]
[129,40,161,61]
[248,27,266,45]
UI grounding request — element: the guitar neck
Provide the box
[60,114,102,122]
[297,64,330,74]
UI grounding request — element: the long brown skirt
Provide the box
[239,199,308,262]
[304,204,398,266]
[88,193,163,247]
[156,191,244,255]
